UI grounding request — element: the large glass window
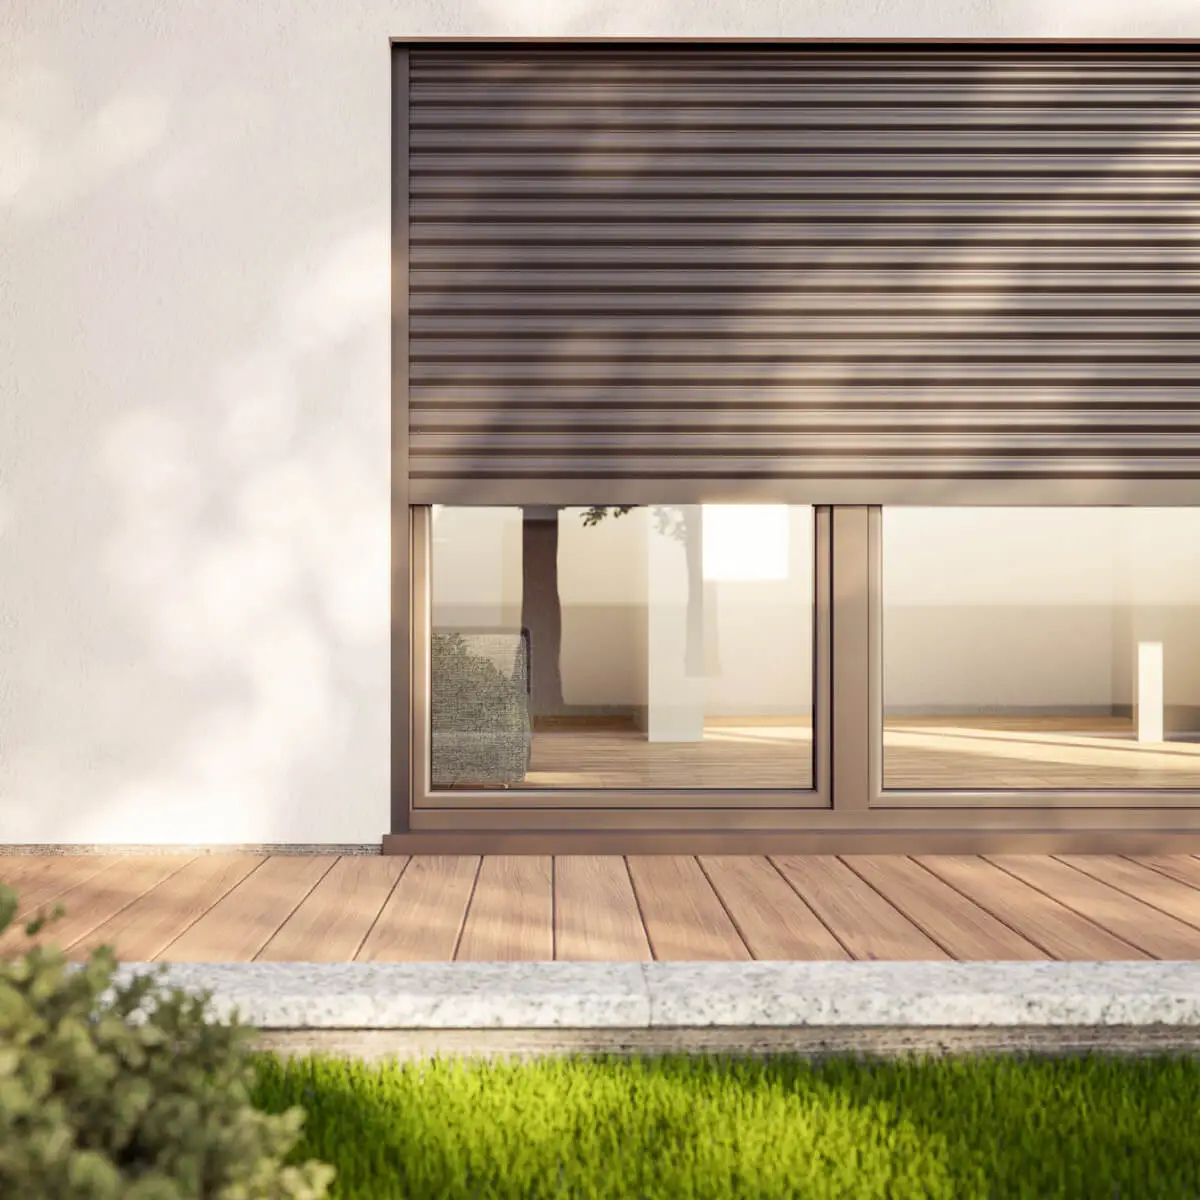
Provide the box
[882,508,1200,790]
[429,504,814,790]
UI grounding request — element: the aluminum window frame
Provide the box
[409,503,832,813]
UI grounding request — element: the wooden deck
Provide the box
[7,853,1200,962]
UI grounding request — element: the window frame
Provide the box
[869,507,1200,808]
[409,503,833,813]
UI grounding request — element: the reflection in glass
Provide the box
[430,504,814,790]
[882,508,1200,790]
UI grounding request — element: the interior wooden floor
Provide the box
[524,718,814,789]
[885,716,1200,790]
[451,716,1200,791]
[7,852,1200,962]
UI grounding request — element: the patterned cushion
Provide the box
[430,629,532,787]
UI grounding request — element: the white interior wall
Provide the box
[432,506,815,719]
[5,1,1200,844]
[434,506,1200,722]
[883,509,1200,720]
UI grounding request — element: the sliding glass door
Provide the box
[411,503,1200,814]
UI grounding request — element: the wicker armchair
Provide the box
[430,627,532,787]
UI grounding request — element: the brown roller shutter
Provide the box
[403,46,1200,501]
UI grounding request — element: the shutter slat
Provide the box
[410,151,1200,174]
[411,246,1200,266]
[411,316,1200,336]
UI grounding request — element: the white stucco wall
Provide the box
[3,2,1200,845]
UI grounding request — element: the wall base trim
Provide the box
[0,844,381,856]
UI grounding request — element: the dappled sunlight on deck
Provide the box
[6,850,1200,965]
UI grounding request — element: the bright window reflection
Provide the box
[882,507,1200,790]
[702,504,790,582]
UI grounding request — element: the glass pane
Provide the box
[429,504,814,790]
[882,508,1200,790]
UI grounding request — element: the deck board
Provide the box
[1133,855,1200,893]
[7,857,193,957]
[0,856,121,943]
[0,854,90,894]
[772,855,949,961]
[259,856,408,963]
[74,855,264,962]
[554,856,651,961]
[916,856,1147,960]
[358,855,477,962]
[987,855,1200,960]
[843,855,1048,961]
[628,856,750,960]
[1056,855,1200,936]
[456,855,554,961]
[164,856,336,962]
[699,856,849,960]
[7,852,1200,964]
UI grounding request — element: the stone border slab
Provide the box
[255,1025,1200,1063]
[110,961,1200,1030]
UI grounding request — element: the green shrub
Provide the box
[0,883,334,1199]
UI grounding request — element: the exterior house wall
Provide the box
[3,1,1200,846]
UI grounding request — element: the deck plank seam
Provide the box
[1054,853,1200,938]
[981,854,1149,959]
[619,855,652,964]
[906,855,1048,960]
[152,856,269,962]
[450,856,485,962]
[1126,853,1200,892]
[8,857,130,936]
[917,857,1073,961]
[693,855,758,961]
[349,855,411,963]
[62,855,199,953]
[622,855,661,962]
[836,855,958,960]
[763,855,855,960]
[252,856,341,962]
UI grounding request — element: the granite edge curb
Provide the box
[99,960,1200,1030]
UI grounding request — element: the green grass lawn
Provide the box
[252,1050,1200,1199]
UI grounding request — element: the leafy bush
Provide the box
[0,883,334,1199]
